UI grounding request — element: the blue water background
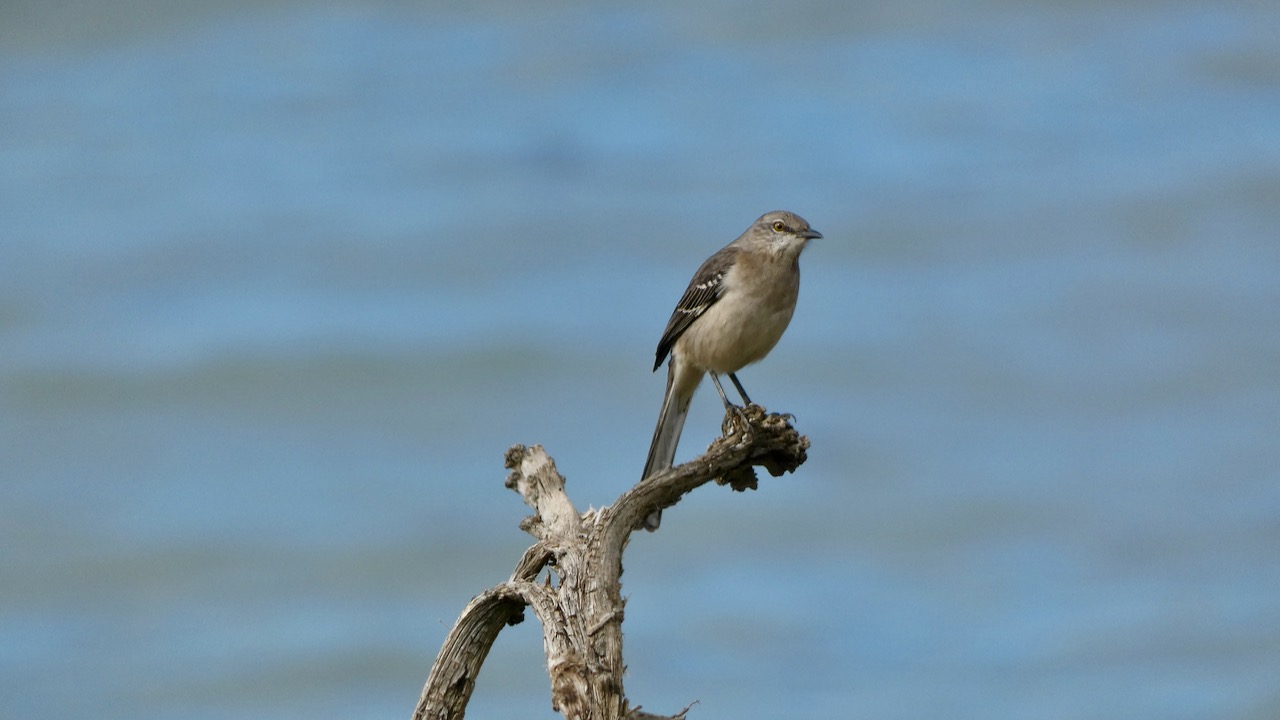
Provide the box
[2,2,1278,718]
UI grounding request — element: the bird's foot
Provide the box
[720,402,764,437]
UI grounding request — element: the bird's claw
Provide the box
[721,403,757,437]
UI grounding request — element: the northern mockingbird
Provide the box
[640,210,821,530]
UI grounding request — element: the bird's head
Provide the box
[752,210,822,260]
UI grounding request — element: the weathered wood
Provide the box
[412,405,808,720]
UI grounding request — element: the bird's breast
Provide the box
[674,264,799,373]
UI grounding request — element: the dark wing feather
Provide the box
[653,245,739,371]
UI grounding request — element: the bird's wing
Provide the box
[653,244,739,371]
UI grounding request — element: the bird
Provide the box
[640,210,821,530]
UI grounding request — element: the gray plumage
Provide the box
[641,210,821,530]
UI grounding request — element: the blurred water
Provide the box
[2,2,1278,719]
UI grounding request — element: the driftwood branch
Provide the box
[412,404,809,720]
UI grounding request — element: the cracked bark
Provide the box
[411,404,809,720]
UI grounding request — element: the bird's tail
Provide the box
[640,360,700,531]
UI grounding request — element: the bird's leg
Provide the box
[727,372,753,406]
[710,372,735,409]
[711,372,751,436]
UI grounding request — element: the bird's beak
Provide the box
[801,228,823,240]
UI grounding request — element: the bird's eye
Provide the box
[772,220,786,232]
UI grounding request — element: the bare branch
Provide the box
[505,444,582,544]
[607,404,809,540]
[411,582,540,720]
[414,406,808,720]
